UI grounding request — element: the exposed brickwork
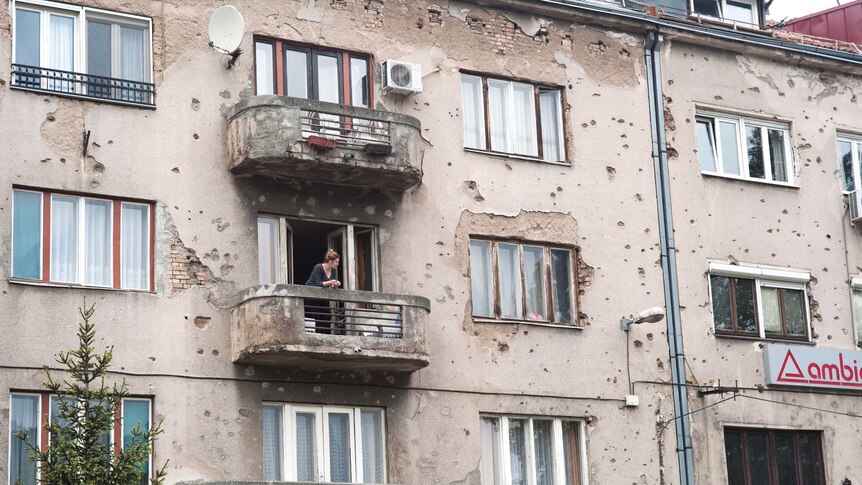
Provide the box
[169,245,211,293]
[577,251,595,327]
[363,0,384,29]
[465,12,519,55]
[330,0,348,9]
[427,4,443,27]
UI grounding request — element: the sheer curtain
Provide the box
[460,74,486,150]
[523,246,545,320]
[511,82,537,156]
[255,42,274,95]
[533,420,554,485]
[551,249,573,324]
[295,412,318,481]
[498,243,523,318]
[480,417,501,485]
[49,14,75,92]
[84,199,112,286]
[469,241,493,317]
[10,395,39,485]
[328,413,352,482]
[488,79,510,153]
[262,405,283,480]
[120,26,145,102]
[51,195,79,283]
[540,91,563,161]
[361,410,384,483]
[508,419,527,485]
[257,217,280,285]
[121,203,149,290]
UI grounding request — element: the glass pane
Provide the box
[285,49,308,98]
[551,249,574,324]
[121,204,149,290]
[723,431,745,485]
[488,79,510,153]
[84,199,112,286]
[783,289,806,336]
[470,240,494,317]
[295,412,318,481]
[360,410,384,484]
[768,129,789,182]
[480,417,501,485]
[561,421,581,485]
[524,246,546,320]
[746,125,765,179]
[853,290,862,345]
[87,21,112,77]
[762,287,782,334]
[316,53,340,104]
[350,57,369,108]
[511,82,538,157]
[328,413,351,483]
[498,243,523,319]
[726,1,754,24]
[696,120,717,172]
[255,42,275,95]
[540,90,563,161]
[262,405,283,481]
[533,420,554,485]
[50,396,75,442]
[12,190,42,280]
[734,278,757,333]
[10,394,39,485]
[120,27,145,82]
[838,140,854,191]
[775,434,799,485]
[858,142,862,190]
[88,397,112,451]
[710,276,732,331]
[508,419,527,485]
[49,14,75,92]
[746,433,769,484]
[798,434,824,485]
[257,217,280,285]
[123,400,151,485]
[460,74,486,150]
[15,9,41,66]
[51,195,79,283]
[693,0,721,17]
[719,121,741,175]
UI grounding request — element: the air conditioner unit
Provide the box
[850,190,862,223]
[383,60,423,95]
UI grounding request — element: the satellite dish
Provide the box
[208,5,244,55]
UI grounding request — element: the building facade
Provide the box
[0,0,860,484]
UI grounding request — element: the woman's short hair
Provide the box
[324,249,340,262]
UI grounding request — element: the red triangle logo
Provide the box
[777,349,806,381]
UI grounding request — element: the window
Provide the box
[837,134,862,192]
[11,1,154,106]
[253,38,371,108]
[851,278,862,346]
[480,415,585,485]
[691,0,758,26]
[709,263,810,341]
[11,189,153,291]
[257,216,377,292]
[262,404,386,483]
[460,73,565,163]
[724,428,824,485]
[8,393,153,485]
[469,240,576,325]
[697,113,793,184]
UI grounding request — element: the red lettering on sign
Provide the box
[777,349,806,383]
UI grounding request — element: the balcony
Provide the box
[228,284,430,372]
[11,64,156,107]
[226,96,423,191]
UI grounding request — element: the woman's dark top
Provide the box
[306,263,338,287]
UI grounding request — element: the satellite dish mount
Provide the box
[208,5,245,68]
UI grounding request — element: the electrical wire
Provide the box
[660,394,740,431]
[737,394,862,419]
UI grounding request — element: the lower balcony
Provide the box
[228,285,430,372]
[226,96,423,191]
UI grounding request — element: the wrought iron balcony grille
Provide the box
[11,64,156,107]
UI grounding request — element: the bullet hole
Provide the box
[714,95,723,101]
[194,316,211,329]
[193,133,200,140]
[172,167,180,174]
[148,356,156,362]
[212,217,231,232]
[617,221,625,227]
[497,342,510,352]
[196,348,204,355]
[238,408,250,418]
[41,158,51,163]
[634,340,643,349]
[646,333,654,341]
[46,113,55,121]
[204,410,211,417]
[191,98,201,110]
[656,358,664,370]
[606,166,617,179]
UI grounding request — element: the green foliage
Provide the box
[15,301,168,485]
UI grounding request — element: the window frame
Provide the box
[460,71,567,164]
[469,238,578,327]
[850,277,862,347]
[10,187,155,292]
[690,0,759,26]
[697,111,794,186]
[723,427,826,485]
[836,133,862,194]
[708,263,811,342]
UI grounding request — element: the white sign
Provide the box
[764,344,862,390]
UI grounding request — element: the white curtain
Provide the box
[540,91,563,161]
[361,410,384,483]
[761,287,782,334]
[49,14,75,92]
[84,199,112,286]
[488,80,510,153]
[255,42,274,95]
[512,82,537,156]
[327,413,352,482]
[295,413,318,481]
[460,74,486,150]
[262,405,283,481]
[508,419,528,485]
[533,420,554,485]
[120,26,145,102]
[498,243,523,318]
[10,395,39,485]
[523,246,545,320]
[51,195,79,283]
[257,217,280,285]
[469,241,493,317]
[121,203,149,290]
[480,417,501,485]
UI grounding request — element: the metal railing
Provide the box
[304,302,403,338]
[300,109,391,148]
[11,64,155,107]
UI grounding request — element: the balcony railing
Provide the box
[300,110,391,148]
[11,64,156,107]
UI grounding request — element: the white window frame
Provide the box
[8,393,43,485]
[708,262,812,341]
[837,133,862,194]
[10,188,44,281]
[697,111,794,186]
[690,0,759,26]
[850,277,862,346]
[268,403,387,484]
[481,415,588,485]
[119,202,151,291]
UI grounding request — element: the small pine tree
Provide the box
[16,301,168,485]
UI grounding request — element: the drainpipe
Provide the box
[644,29,696,485]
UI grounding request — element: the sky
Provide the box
[767,0,850,21]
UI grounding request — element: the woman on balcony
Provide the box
[305,250,341,334]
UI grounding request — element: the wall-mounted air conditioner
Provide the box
[383,60,423,95]
[850,190,862,223]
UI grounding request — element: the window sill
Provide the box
[8,278,152,293]
[701,171,799,189]
[463,148,572,166]
[10,84,156,110]
[714,332,814,345]
[473,317,582,330]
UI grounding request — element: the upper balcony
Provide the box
[226,96,423,191]
[228,284,430,373]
